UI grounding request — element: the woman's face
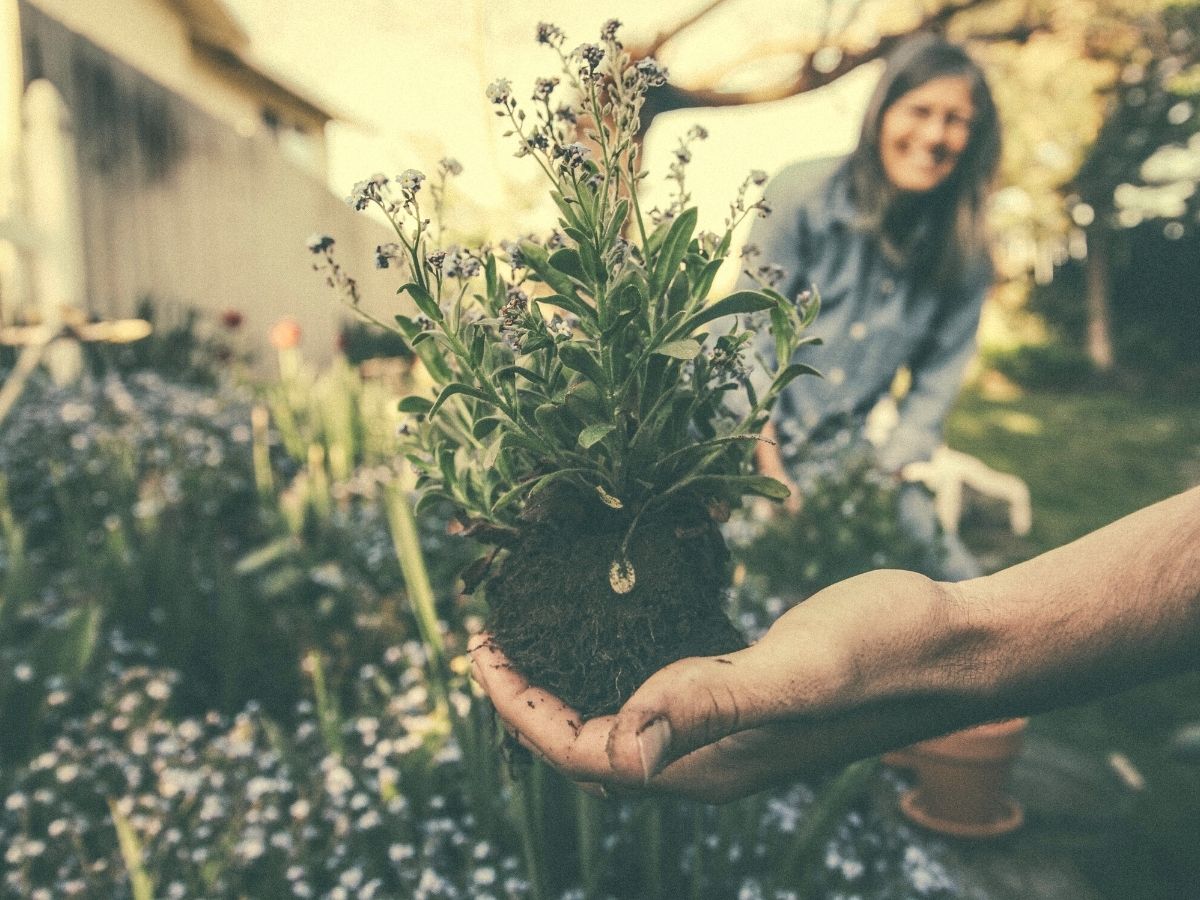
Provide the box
[879,75,975,193]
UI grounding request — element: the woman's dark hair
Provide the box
[845,34,1001,291]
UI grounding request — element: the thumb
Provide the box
[605,648,771,785]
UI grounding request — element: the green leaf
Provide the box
[405,452,436,474]
[549,248,588,283]
[438,447,457,490]
[666,269,690,318]
[534,402,571,439]
[414,489,453,517]
[650,207,698,297]
[481,435,503,469]
[394,315,452,382]
[653,339,702,360]
[680,474,793,501]
[484,255,500,313]
[767,362,822,398]
[578,422,616,448]
[398,395,434,415]
[493,365,545,384]
[557,342,607,386]
[469,327,486,366]
[544,292,598,327]
[393,314,420,338]
[565,380,605,418]
[603,198,630,247]
[398,282,443,322]
[678,290,774,336]
[521,334,553,355]
[577,239,603,287]
[692,256,726,302]
[472,416,503,439]
[769,303,797,370]
[520,240,585,301]
[429,383,493,418]
[549,189,584,231]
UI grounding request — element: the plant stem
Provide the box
[576,790,604,897]
[383,481,449,710]
[781,759,880,894]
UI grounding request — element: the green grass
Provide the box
[948,385,1200,553]
[946,381,1200,900]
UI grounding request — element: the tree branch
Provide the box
[642,0,738,58]
[634,0,1042,133]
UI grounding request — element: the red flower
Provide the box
[270,318,302,350]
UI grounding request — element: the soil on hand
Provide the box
[484,498,745,719]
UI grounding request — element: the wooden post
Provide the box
[0,0,27,321]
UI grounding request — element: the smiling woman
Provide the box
[739,33,1003,582]
[878,75,976,193]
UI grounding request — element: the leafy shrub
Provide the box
[733,459,930,602]
[0,368,466,729]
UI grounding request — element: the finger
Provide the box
[466,631,492,655]
[606,649,769,784]
[469,638,618,780]
[469,633,529,698]
[636,722,812,803]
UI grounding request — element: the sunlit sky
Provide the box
[223,0,880,234]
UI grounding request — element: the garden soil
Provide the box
[484,493,745,718]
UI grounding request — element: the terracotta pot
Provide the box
[893,718,1027,839]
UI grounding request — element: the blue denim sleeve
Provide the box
[728,161,830,418]
[876,257,992,472]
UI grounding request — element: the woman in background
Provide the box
[742,34,1002,580]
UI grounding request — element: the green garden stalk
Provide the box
[575,790,604,897]
[688,807,707,900]
[781,759,880,895]
[108,800,155,900]
[304,650,344,757]
[305,444,331,521]
[250,406,274,497]
[510,765,548,900]
[383,479,448,709]
[639,802,665,900]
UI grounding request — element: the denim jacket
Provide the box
[736,156,991,479]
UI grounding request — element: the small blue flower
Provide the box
[485,78,512,104]
[636,57,669,87]
[306,234,334,253]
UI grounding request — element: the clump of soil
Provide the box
[484,490,745,719]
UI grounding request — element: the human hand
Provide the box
[468,570,956,803]
[468,629,824,803]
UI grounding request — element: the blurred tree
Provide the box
[1068,1,1200,370]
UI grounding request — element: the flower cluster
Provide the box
[0,653,529,900]
[654,124,709,224]
[315,20,811,588]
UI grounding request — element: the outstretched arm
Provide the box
[471,486,1200,802]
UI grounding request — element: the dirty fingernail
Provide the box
[636,718,672,784]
